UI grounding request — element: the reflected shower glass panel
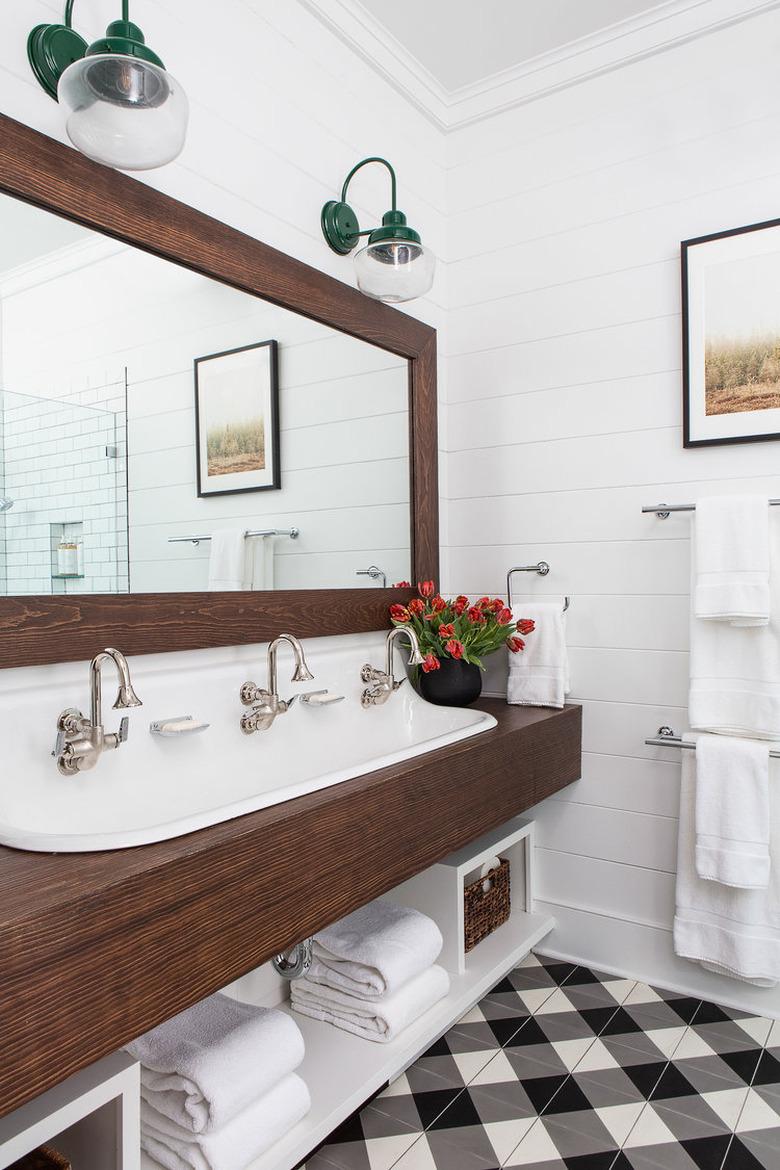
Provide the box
[0,389,128,596]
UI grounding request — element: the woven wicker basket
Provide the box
[9,1147,71,1170]
[464,857,510,952]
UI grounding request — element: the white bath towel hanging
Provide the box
[506,601,570,709]
[207,530,247,592]
[674,745,780,986]
[290,964,450,1043]
[694,495,770,627]
[307,899,443,1000]
[689,511,780,740]
[139,1073,311,1170]
[125,992,304,1134]
[694,734,770,890]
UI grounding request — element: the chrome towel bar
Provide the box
[169,528,299,546]
[646,726,780,759]
[643,501,780,519]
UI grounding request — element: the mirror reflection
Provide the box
[0,193,411,595]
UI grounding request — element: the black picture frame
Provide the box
[194,339,280,496]
[683,215,780,448]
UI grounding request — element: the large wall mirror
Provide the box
[0,192,411,596]
[0,114,437,666]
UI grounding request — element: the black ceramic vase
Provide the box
[418,657,483,707]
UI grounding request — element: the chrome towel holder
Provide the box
[506,563,570,613]
[168,527,300,546]
[643,500,780,519]
[646,725,780,759]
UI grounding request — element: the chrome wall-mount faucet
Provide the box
[361,627,424,708]
[240,633,314,733]
[53,647,142,775]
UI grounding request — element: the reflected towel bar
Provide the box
[643,501,780,519]
[646,726,780,758]
[506,564,570,613]
[169,528,299,546]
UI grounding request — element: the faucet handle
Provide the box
[240,681,269,706]
[117,716,130,744]
[361,664,388,684]
[52,727,67,759]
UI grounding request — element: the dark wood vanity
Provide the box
[0,700,580,1120]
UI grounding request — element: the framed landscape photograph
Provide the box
[194,340,280,496]
[683,217,780,447]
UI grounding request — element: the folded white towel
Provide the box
[506,602,570,709]
[208,530,247,592]
[675,746,780,986]
[307,900,443,1000]
[125,993,304,1134]
[140,1074,311,1170]
[694,495,770,627]
[690,513,780,739]
[694,734,770,889]
[291,964,450,1043]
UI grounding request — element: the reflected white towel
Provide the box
[695,734,770,889]
[140,1074,310,1170]
[246,535,274,590]
[207,530,247,592]
[308,900,443,1000]
[675,746,780,986]
[694,495,770,627]
[690,513,780,739]
[125,993,304,1134]
[507,602,569,709]
[291,964,450,1043]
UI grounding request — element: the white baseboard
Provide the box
[535,899,780,1020]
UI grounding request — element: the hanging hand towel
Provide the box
[207,530,247,592]
[690,511,780,739]
[694,734,770,889]
[674,744,780,986]
[694,495,770,627]
[291,964,450,1043]
[125,992,304,1134]
[307,899,443,1000]
[506,601,570,709]
[139,1073,311,1170]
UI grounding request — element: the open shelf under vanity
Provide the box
[137,816,554,1170]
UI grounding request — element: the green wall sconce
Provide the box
[321,158,435,303]
[27,0,188,171]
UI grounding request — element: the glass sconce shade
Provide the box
[321,158,435,304]
[354,239,436,303]
[58,54,188,170]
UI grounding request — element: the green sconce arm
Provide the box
[63,1,132,27]
[322,156,418,255]
[340,157,398,218]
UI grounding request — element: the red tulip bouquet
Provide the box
[390,580,535,675]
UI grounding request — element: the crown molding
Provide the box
[300,0,780,130]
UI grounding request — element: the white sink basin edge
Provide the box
[0,631,498,852]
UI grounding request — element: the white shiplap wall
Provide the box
[444,7,780,1013]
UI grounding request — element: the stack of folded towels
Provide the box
[126,992,309,1170]
[290,899,450,1043]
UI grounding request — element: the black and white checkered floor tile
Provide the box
[304,953,780,1170]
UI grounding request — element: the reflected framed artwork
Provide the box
[683,217,780,447]
[194,340,280,495]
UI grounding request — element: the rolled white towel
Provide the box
[140,1074,311,1170]
[291,964,450,1043]
[125,993,304,1134]
[307,899,443,1000]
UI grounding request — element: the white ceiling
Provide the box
[354,0,674,91]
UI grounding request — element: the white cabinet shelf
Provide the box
[0,1052,139,1170]
[138,815,550,1170]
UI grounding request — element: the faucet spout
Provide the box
[268,633,314,695]
[385,625,424,677]
[90,647,142,728]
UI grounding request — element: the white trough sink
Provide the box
[0,632,497,852]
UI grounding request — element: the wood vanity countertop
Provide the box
[0,699,581,1120]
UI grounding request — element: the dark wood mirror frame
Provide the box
[0,113,437,668]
